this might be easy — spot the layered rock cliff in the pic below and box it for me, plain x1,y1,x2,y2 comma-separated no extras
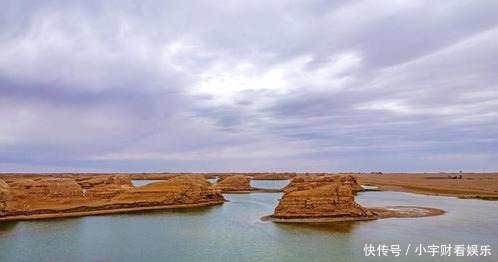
0,180,10,215
0,178,87,216
214,175,252,192
81,175,134,199
284,174,364,193
76,175,133,190
114,175,224,205
250,173,296,180
273,175,374,219
0,175,225,220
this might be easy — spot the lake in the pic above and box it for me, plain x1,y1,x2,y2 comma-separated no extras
1,180,496,262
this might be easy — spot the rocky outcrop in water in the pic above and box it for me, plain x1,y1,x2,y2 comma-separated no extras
273,175,374,219
79,175,134,199
215,175,252,192
22,178,84,197
0,175,225,221
2,178,84,213
114,175,225,205
339,175,364,192
284,174,364,193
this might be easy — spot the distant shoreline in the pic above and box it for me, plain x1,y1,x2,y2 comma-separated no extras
2,172,497,199
355,173,498,200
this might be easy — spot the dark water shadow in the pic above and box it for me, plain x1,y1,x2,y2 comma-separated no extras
0,221,19,236
273,220,373,234
110,204,222,218
0,205,223,225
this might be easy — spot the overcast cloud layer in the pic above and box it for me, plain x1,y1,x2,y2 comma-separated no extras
1,0,498,172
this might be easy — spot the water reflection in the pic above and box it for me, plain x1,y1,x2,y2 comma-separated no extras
0,221,18,236
131,180,162,187
207,177,219,184
251,179,289,189
275,221,361,234
113,204,222,218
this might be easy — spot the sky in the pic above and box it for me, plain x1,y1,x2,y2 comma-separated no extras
1,0,498,173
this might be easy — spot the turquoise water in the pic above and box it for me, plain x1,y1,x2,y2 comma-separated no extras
1,181,497,262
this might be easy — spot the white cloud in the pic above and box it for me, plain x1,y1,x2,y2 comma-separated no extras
0,1,497,172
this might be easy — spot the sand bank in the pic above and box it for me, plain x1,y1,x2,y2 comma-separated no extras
355,173,498,199
0,201,225,221
262,206,445,223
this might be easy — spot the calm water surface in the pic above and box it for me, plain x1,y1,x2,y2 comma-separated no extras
1,181,497,262
132,179,290,189
251,179,289,189
131,180,162,187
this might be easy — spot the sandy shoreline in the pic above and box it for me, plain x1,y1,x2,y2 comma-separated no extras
369,206,446,218
262,206,445,223
0,200,225,222
355,173,498,199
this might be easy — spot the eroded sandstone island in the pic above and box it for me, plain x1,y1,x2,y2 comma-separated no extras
0,175,225,221
214,175,253,193
263,175,445,223
214,175,282,193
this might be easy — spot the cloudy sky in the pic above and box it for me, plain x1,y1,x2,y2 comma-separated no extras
1,0,498,172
